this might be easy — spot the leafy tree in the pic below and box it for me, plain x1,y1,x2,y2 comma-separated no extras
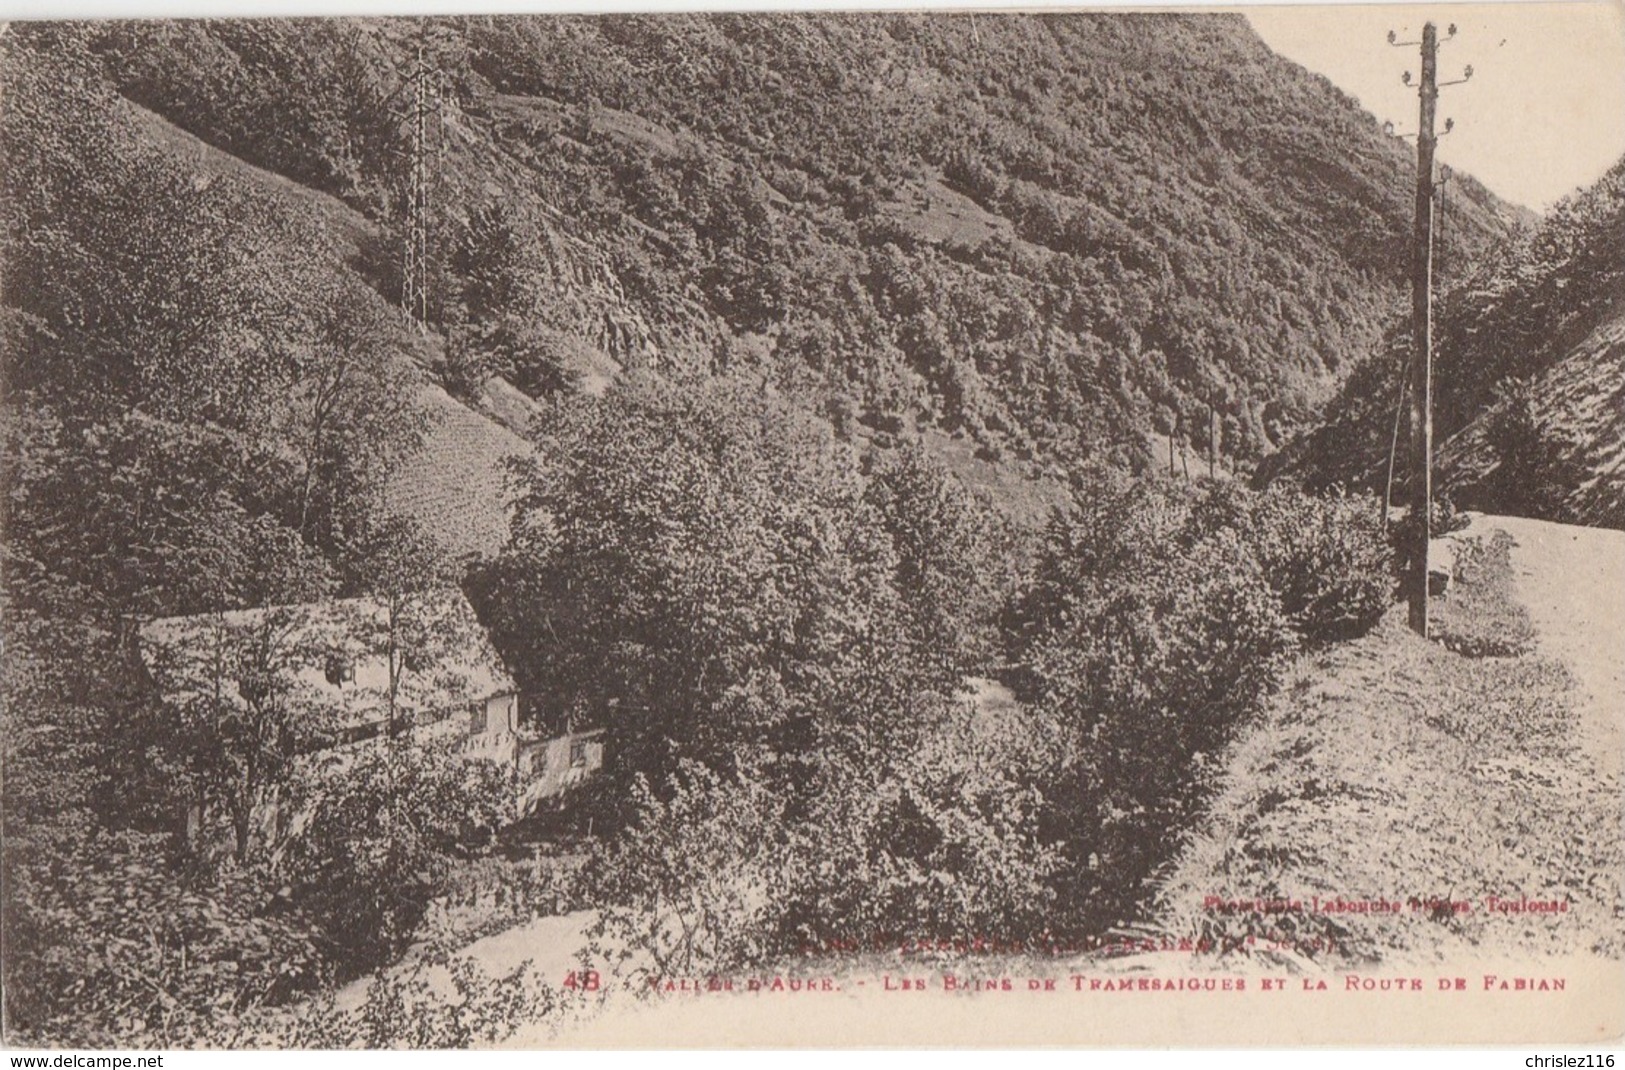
4,409,327,626
142,605,343,862
862,444,1011,678
1189,482,1395,645
476,376,1066,970
331,515,477,728
0,590,327,1045
0,821,326,1046
486,379,887,802
1480,376,1586,522
285,286,429,549
1006,472,1298,921
443,203,580,399
278,740,509,970
453,202,531,326
243,516,516,967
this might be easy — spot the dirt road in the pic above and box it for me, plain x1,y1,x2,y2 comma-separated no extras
1469,514,1625,771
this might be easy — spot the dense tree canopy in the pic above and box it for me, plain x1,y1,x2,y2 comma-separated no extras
475,378,1004,810
59,13,1515,481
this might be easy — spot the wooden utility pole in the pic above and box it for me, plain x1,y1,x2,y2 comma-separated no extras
1405,21,1440,637
1385,24,1468,553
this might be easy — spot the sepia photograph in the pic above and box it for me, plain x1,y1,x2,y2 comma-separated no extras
0,1,1621,1051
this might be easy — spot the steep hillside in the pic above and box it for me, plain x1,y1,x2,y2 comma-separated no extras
122,97,541,558
1438,309,1625,527
1266,157,1625,528
72,13,1515,476
3,14,1526,574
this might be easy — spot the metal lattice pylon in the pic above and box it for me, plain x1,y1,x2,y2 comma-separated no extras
400,40,447,330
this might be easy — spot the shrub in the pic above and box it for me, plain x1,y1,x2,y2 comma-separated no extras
0,822,328,1047
1242,486,1396,645
584,763,793,976
786,694,1062,951
423,852,589,949
1386,492,1472,593
1479,377,1585,522
285,951,555,1049
943,148,1002,204
1189,483,1396,646
481,378,1003,833
1011,477,1298,922
1430,493,1473,536
1431,531,1537,657
583,695,1061,977
1390,492,1474,541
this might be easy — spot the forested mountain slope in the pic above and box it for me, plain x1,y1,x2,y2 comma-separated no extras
1266,157,1625,528
9,14,1517,513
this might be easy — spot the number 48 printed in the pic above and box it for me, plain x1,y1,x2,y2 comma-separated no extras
563,969,601,991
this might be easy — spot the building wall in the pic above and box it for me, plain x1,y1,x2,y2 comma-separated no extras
182,690,602,857
515,729,605,815
460,691,522,761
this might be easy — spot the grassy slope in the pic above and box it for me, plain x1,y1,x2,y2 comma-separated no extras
1154,523,1623,968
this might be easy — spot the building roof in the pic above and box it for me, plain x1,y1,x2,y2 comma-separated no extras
137,589,514,738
